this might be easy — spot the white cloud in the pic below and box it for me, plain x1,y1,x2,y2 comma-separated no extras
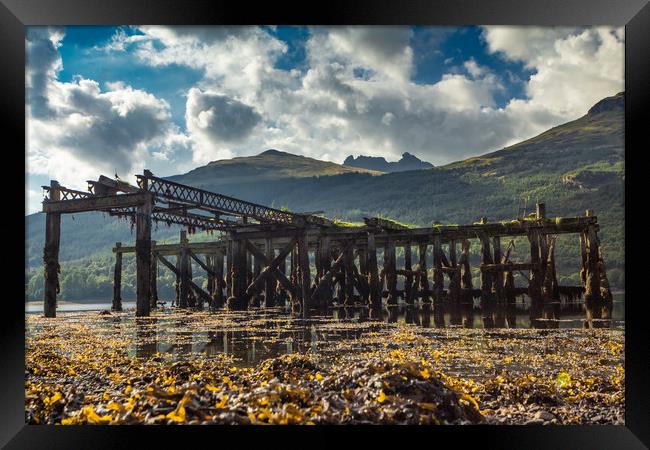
185,88,262,164
26,28,189,191
483,26,624,122
308,26,414,82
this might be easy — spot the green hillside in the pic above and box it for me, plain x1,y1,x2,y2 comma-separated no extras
169,149,382,187
25,93,625,300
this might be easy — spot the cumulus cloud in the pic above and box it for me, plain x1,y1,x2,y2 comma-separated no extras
26,28,189,190
308,26,414,82
26,27,64,118
483,26,624,121
185,88,262,163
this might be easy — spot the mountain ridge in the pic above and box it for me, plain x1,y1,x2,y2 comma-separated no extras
343,152,434,173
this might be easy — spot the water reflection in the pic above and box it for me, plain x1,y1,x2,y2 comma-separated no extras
135,317,157,358
67,294,624,367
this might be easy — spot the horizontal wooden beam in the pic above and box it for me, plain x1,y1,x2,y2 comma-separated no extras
43,192,153,214
114,242,227,254
480,263,540,272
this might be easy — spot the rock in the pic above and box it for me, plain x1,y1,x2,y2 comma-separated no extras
534,410,555,421
524,418,545,425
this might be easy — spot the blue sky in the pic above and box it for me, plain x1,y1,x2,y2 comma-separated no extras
25,25,624,214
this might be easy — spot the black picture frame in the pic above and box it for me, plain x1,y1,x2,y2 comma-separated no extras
3,0,648,447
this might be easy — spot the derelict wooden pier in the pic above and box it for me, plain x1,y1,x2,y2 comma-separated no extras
41,170,613,327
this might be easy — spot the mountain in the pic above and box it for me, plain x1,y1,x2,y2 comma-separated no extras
343,152,434,172
169,149,381,187
25,92,625,299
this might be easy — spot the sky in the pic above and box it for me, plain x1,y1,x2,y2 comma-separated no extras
26,25,624,214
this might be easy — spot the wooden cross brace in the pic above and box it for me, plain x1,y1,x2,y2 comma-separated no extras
242,238,298,301
155,252,211,304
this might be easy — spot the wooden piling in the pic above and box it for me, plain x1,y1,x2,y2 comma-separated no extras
112,242,123,312
188,255,199,309
432,235,444,304
479,234,494,327
384,238,397,305
528,229,543,324
265,239,276,307
43,180,61,318
250,246,262,307
150,240,158,309
343,241,355,305
175,254,181,307
206,254,215,304
235,239,248,305
226,239,233,298
179,231,190,308
492,236,503,305
404,242,414,304
418,243,430,303
135,198,152,317
358,246,368,303
278,250,287,306
583,224,603,327
317,236,332,307
213,251,225,308
448,240,462,325
298,232,311,312
367,233,381,308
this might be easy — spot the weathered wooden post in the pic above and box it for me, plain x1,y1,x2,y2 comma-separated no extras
460,239,473,327
404,242,414,304
384,238,397,305
583,220,603,327
492,236,505,327
527,229,543,326
112,242,123,312
135,196,152,317
342,241,354,304
298,232,311,312
448,240,462,325
492,237,503,303
597,245,614,320
213,251,225,308
43,180,61,318
358,246,368,302
541,235,559,324
277,250,287,306
250,246,262,307
189,255,200,309
333,252,344,305
206,254,215,303
418,243,430,303
317,236,332,307
265,239,276,307
179,230,190,308
367,233,381,308
150,240,158,309
226,239,233,297
246,247,253,289
174,254,181,307
432,235,444,304
290,243,299,306
504,269,517,328
579,232,588,285
233,238,248,309
479,234,494,328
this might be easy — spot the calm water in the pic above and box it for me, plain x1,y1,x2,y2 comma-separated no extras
26,294,624,367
